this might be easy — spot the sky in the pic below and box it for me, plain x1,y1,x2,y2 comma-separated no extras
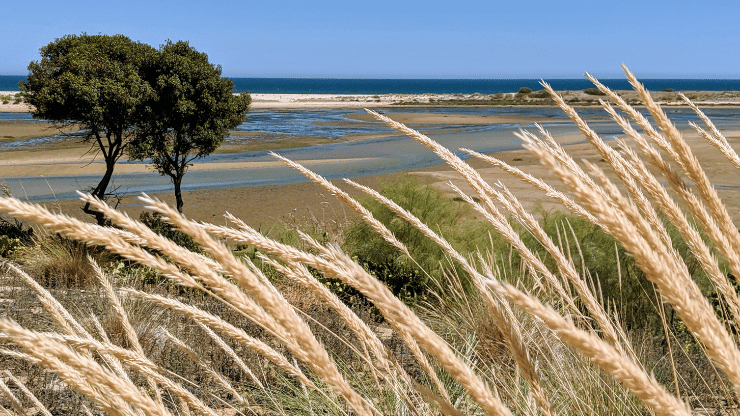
2,0,739,79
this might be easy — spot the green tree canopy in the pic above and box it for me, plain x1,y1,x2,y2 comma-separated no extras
129,41,250,213
21,34,156,223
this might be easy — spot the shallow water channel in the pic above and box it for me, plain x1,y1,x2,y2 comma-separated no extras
4,107,740,202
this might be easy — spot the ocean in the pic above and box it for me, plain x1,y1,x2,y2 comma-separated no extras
2,75,740,94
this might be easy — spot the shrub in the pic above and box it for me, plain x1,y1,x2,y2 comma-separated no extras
584,88,606,95
528,89,551,98
344,175,497,301
518,87,532,94
139,211,202,254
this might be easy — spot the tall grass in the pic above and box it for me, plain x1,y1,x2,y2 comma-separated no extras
0,67,739,415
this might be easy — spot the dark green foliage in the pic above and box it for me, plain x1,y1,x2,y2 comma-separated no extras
21,34,156,223
583,88,606,96
139,211,202,254
129,41,251,213
517,87,532,94
0,217,34,257
528,89,551,98
344,176,499,302
22,34,250,217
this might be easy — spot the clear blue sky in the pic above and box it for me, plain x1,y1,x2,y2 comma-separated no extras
2,0,738,78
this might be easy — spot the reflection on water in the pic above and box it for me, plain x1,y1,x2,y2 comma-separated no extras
4,107,740,202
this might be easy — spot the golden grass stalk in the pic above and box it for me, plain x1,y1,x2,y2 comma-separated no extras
81,194,312,361
461,148,599,224
260,257,400,382
308,240,513,416
541,81,671,246
2,371,52,416
681,95,740,170
270,151,411,258
343,178,555,416
196,321,264,390
591,76,740,330
125,289,315,391
139,195,375,416
89,256,163,404
0,319,166,416
623,67,740,265
164,329,249,407
526,129,740,398
483,275,691,416
0,377,25,415
365,110,578,315
42,332,220,416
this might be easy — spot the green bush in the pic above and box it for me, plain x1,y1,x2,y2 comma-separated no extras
584,88,606,96
528,90,551,99
139,211,202,254
0,217,33,257
344,175,499,302
517,87,532,94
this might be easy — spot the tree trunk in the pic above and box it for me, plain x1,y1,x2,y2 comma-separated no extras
82,156,117,225
173,174,184,214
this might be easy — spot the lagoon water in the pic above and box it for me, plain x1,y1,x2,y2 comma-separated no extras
5,106,740,203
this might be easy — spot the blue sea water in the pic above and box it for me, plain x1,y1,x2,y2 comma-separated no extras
2,75,740,94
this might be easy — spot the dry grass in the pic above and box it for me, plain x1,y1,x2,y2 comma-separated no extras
0,69,739,415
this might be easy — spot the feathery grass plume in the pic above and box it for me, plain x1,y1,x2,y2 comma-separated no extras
541,81,671,247
137,199,377,416
270,151,411,258
482,274,691,416
461,148,599,225
525,123,740,398
623,67,740,264
591,75,740,331
343,178,555,416
163,330,249,407
613,132,740,323
366,110,580,315
216,203,510,414
0,197,202,290
260,256,401,382
257,264,435,416
80,192,226,276
306,239,514,416
0,377,26,415
196,321,264,390
41,332,220,416
603,101,740,323
124,289,316,390
0,319,166,416
89,256,163,404
83,193,310,360
681,94,740,169
492,181,631,357
2,371,52,416
205,213,449,400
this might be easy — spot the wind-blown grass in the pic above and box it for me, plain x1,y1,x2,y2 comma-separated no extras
0,67,738,415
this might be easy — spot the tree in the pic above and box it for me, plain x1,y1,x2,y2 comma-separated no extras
21,34,156,224
129,41,250,213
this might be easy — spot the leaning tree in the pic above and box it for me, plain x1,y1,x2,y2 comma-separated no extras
129,40,250,213
21,34,156,224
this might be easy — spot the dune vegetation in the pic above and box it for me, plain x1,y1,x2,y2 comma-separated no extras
1,67,739,415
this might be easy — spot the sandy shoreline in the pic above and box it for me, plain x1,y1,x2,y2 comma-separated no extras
4,89,740,112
